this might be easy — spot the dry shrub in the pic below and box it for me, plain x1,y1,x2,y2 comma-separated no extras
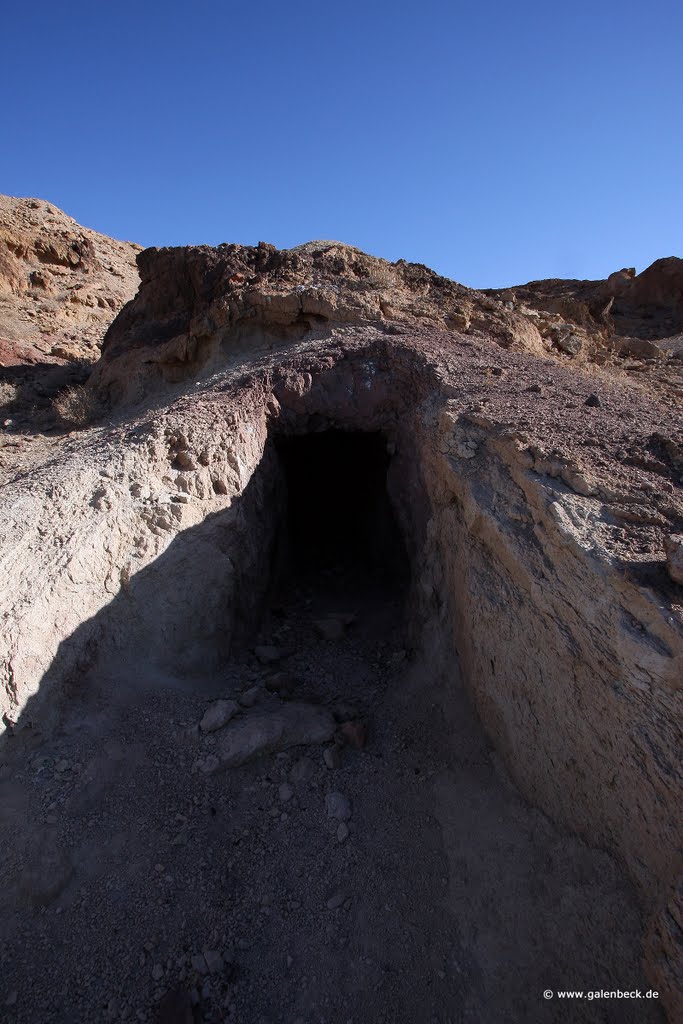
52,384,100,429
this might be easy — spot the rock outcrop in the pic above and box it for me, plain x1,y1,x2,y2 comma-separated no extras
1,229,682,1017
0,195,140,434
0,195,141,362
488,255,683,363
89,240,547,405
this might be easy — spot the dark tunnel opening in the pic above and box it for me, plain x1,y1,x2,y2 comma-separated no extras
267,430,411,624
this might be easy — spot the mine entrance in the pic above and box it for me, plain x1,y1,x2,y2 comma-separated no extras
269,430,410,628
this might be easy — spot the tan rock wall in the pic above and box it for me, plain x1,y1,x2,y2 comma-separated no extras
418,410,682,1014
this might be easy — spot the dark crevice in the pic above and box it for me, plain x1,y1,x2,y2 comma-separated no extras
253,429,411,637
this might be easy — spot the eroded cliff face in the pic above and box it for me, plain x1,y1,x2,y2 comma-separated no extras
1,237,682,1016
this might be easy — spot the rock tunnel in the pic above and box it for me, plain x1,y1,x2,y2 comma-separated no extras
272,430,409,587
1,346,681,1015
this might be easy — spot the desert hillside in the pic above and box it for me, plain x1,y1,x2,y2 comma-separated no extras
0,202,681,1023
0,195,140,361
0,196,141,437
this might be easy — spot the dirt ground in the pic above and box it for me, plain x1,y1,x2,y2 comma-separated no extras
0,559,661,1024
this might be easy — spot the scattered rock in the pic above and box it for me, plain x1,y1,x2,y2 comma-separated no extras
238,685,264,708
326,891,346,910
323,746,341,770
664,534,683,584
199,754,220,773
254,645,287,665
152,963,164,981
326,791,352,821
214,703,335,768
200,699,239,733
584,394,601,407
337,721,367,749
279,782,294,802
203,950,224,975
265,671,298,694
555,332,583,356
337,822,349,842
191,954,208,975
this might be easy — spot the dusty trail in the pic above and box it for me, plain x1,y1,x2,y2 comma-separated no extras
0,558,659,1024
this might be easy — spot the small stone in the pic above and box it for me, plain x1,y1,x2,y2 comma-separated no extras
254,645,286,665
200,700,239,733
191,954,208,975
278,782,294,802
337,721,367,749
337,822,349,842
5,991,18,1006
323,747,340,770
556,332,583,356
664,534,683,585
238,685,263,708
151,963,164,981
584,393,601,407
326,791,352,821
326,891,346,909
215,704,335,768
265,671,296,693
55,759,70,773
200,755,220,774
203,949,224,974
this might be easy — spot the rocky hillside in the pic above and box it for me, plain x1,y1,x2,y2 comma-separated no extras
0,195,140,362
0,195,140,434
0,211,682,1021
92,240,683,410
487,258,683,360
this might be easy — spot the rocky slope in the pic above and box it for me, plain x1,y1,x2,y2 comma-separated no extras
89,241,683,410
0,195,140,361
0,195,140,433
0,225,682,1021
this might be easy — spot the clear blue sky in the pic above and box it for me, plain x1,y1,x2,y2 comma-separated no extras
2,0,682,288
